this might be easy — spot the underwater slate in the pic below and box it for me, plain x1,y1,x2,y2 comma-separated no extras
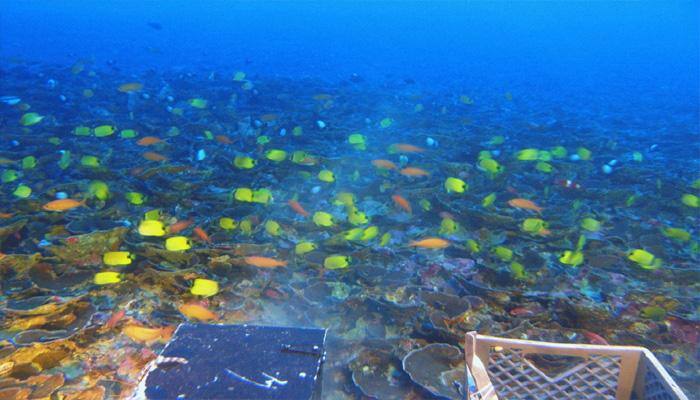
137,323,326,399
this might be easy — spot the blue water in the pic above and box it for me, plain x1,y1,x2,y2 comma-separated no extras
3,1,698,86
1,1,699,399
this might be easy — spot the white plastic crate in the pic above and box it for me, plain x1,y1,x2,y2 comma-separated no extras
465,332,688,400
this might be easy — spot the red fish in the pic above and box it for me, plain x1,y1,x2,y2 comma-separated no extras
392,194,412,214
409,237,449,249
104,309,126,330
43,199,86,212
583,330,609,345
169,219,193,234
215,135,233,144
137,136,163,146
371,159,398,170
390,143,426,153
288,199,310,217
193,226,211,243
399,167,430,177
142,151,168,162
509,307,537,317
244,256,287,268
507,198,543,214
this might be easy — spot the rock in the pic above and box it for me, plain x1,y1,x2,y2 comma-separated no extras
402,343,465,400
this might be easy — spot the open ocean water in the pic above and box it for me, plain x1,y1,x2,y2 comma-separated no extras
0,1,698,399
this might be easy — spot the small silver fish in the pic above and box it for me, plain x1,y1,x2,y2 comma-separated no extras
0,96,21,105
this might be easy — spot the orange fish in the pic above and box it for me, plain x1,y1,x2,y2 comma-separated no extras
508,198,543,213
42,199,86,212
104,309,126,330
0,212,14,219
371,159,398,170
193,226,211,243
215,135,233,144
169,219,193,234
260,113,278,122
443,312,469,331
143,151,168,162
583,330,609,345
122,325,174,343
178,303,218,321
243,256,287,268
509,307,537,317
296,156,318,166
288,199,310,217
392,194,412,213
400,167,430,177
118,82,144,93
136,136,163,146
409,237,450,249
391,143,425,153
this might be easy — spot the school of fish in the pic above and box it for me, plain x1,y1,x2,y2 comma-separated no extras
0,61,698,399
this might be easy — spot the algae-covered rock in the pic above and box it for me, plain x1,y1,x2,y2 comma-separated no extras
47,227,128,265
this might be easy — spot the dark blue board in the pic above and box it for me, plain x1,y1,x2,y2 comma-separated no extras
142,323,326,400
